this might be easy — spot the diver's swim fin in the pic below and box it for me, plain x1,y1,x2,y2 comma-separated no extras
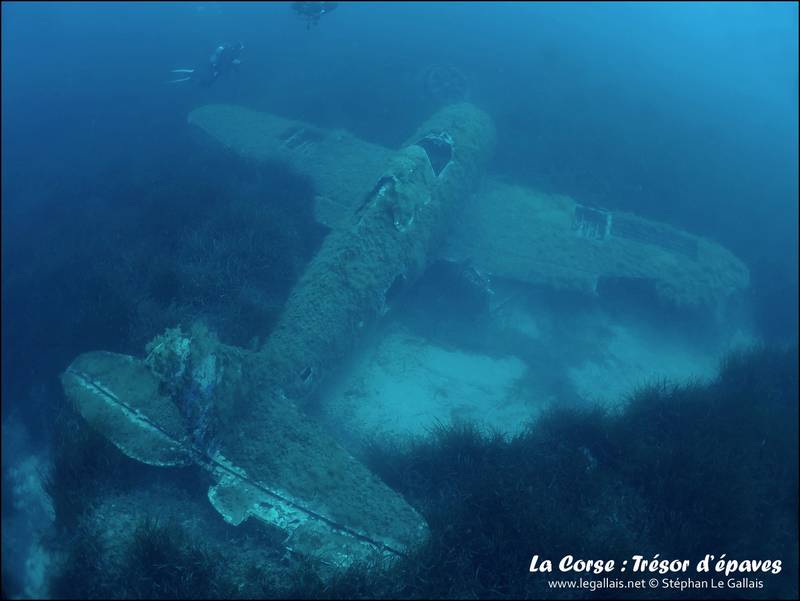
168,68,195,83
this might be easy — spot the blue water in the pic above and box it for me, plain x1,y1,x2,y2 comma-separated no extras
1,2,797,598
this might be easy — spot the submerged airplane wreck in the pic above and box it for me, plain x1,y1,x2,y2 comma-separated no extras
61,102,748,572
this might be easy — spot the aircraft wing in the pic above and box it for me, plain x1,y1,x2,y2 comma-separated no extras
188,104,749,309
443,180,750,308
188,104,393,229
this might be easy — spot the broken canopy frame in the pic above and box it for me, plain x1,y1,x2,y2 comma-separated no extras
61,103,496,570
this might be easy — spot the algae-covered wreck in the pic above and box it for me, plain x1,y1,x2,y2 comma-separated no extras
60,101,748,572
61,103,495,571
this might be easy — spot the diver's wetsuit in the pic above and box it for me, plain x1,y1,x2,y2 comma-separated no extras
169,42,244,86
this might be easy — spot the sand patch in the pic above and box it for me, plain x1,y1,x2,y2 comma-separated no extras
322,327,541,441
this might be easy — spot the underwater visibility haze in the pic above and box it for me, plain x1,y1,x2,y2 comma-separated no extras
1,1,798,599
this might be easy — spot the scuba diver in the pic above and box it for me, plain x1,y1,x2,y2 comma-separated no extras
169,41,244,85
292,2,338,29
